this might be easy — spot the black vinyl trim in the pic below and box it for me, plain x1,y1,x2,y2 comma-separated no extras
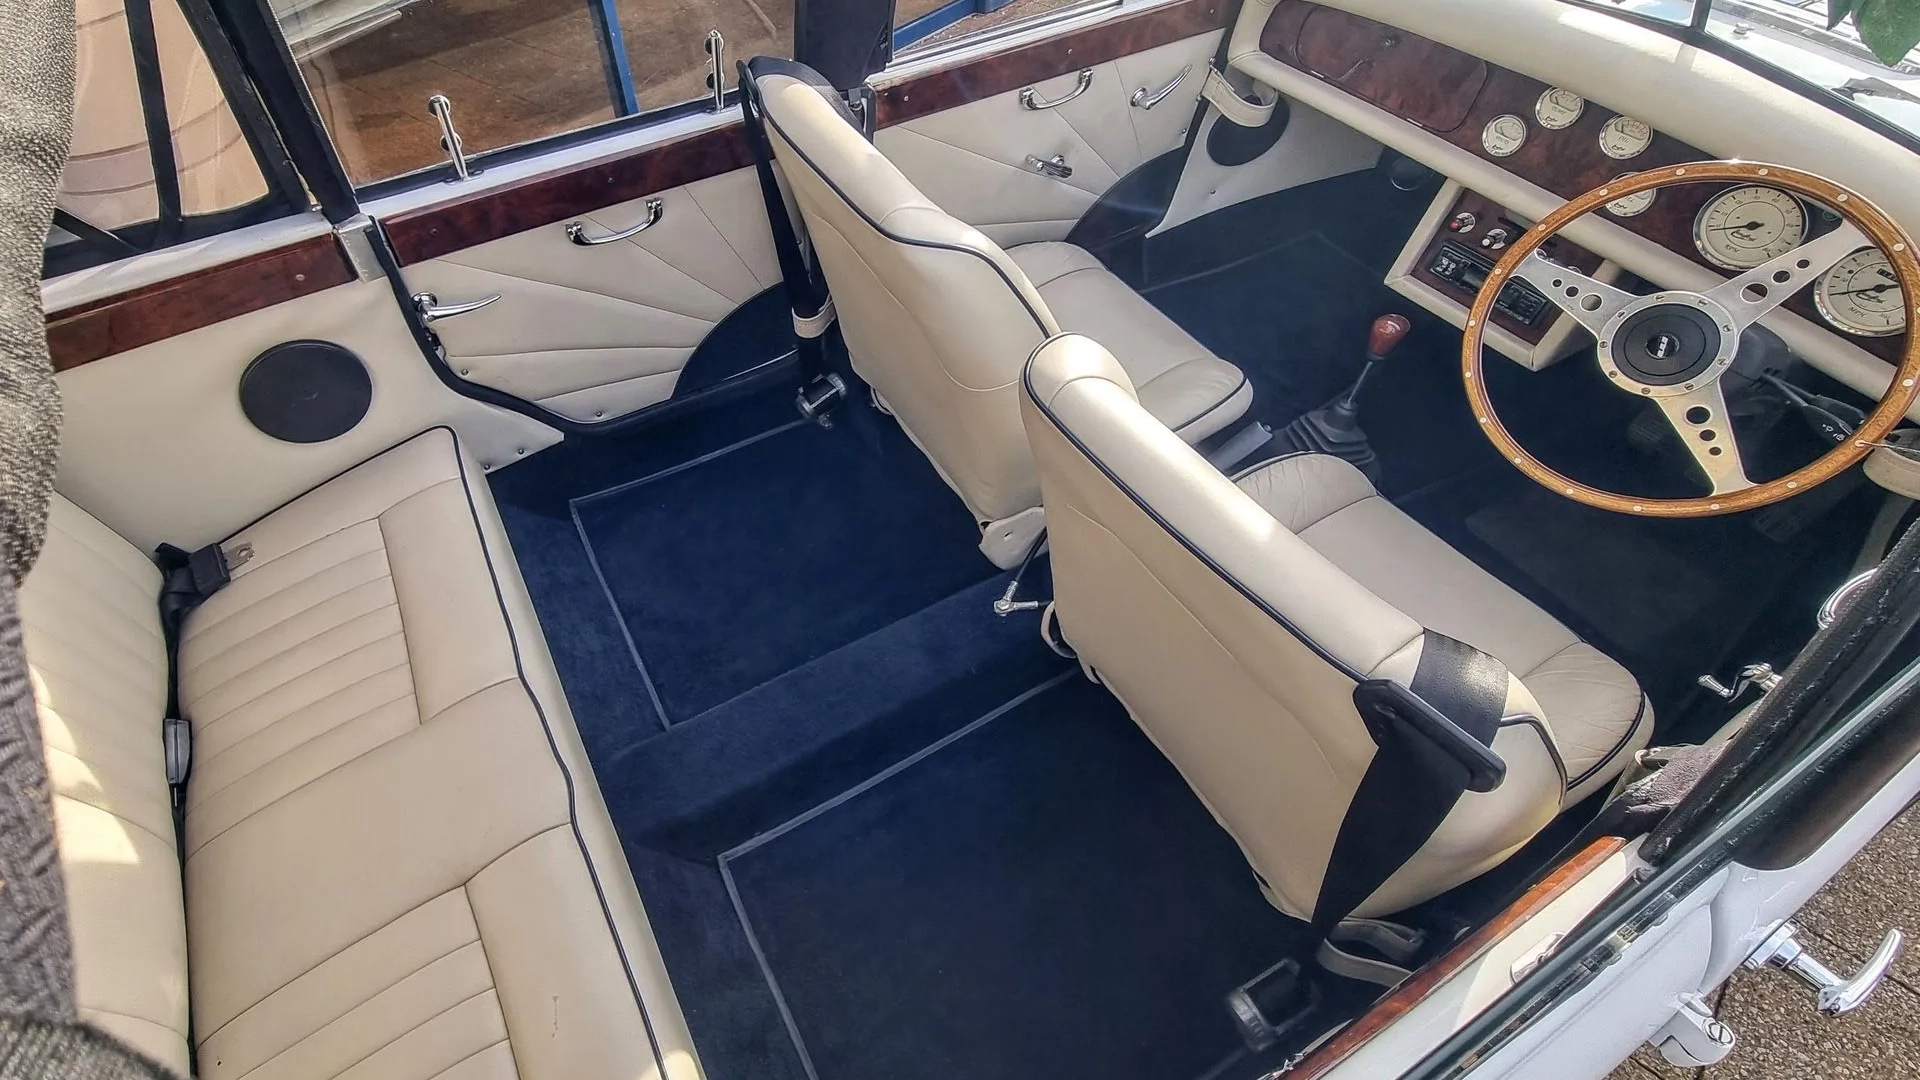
51,210,141,261
208,0,358,222
208,426,670,1079
749,59,1054,337
123,0,185,243
175,0,308,212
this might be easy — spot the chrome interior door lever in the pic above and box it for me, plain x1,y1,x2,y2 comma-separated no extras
411,291,500,322
1131,64,1192,110
1024,154,1073,179
566,197,665,246
1020,69,1092,110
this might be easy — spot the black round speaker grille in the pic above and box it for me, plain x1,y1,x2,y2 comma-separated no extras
239,340,372,443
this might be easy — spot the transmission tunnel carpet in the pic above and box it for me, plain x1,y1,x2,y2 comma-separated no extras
573,419,995,723
719,674,1312,1080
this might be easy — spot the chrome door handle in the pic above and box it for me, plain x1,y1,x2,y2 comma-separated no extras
1020,69,1092,110
412,291,500,322
1131,64,1192,110
1025,154,1073,179
566,197,664,246
1743,922,1904,1016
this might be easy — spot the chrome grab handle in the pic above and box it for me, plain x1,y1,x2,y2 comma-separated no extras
411,291,500,322
1024,154,1073,179
1020,69,1092,110
1744,922,1904,1017
1131,64,1192,110
1818,567,1878,629
566,197,665,246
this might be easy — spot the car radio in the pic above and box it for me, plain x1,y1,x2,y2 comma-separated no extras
1427,241,1552,326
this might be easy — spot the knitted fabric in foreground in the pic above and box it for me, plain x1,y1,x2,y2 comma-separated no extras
0,0,73,582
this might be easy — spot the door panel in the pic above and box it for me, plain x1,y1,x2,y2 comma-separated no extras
402,167,781,422
875,30,1222,246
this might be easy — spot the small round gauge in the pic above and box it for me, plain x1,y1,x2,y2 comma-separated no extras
1481,113,1528,158
1534,87,1585,130
1815,247,1906,337
1598,115,1653,159
1605,184,1656,217
1693,185,1807,269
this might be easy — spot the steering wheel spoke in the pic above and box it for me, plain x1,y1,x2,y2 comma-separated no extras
1509,251,1636,338
1704,220,1869,332
1650,382,1752,496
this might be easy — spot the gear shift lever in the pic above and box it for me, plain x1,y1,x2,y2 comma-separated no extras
1276,314,1411,482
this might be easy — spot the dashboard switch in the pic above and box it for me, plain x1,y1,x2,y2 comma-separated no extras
1480,227,1511,251
1448,211,1477,233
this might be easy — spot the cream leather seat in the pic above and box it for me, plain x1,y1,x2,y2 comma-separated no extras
745,59,1251,556
1020,335,1652,923
21,429,698,1080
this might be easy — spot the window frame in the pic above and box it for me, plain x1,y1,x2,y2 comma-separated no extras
46,0,312,278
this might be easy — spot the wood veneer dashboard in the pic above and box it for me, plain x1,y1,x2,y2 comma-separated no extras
1259,0,1901,363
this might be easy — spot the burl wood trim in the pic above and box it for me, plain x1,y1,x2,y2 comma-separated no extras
383,124,755,265
1464,161,1920,518
1287,835,1631,1080
1287,4,1489,133
872,0,1228,127
45,233,354,370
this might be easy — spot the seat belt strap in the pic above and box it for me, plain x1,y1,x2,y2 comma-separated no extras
1312,631,1509,941
737,60,833,382
153,540,246,829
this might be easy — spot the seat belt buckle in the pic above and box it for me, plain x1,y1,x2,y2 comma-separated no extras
187,543,234,595
164,716,193,793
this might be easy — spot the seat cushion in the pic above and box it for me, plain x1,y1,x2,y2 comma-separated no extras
1010,242,1251,443
1237,454,1652,802
171,428,697,1080
20,496,190,1073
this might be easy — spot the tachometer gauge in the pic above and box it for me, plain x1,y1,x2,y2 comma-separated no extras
1815,247,1906,337
1481,114,1527,157
1535,88,1585,129
1693,185,1806,269
1598,115,1652,159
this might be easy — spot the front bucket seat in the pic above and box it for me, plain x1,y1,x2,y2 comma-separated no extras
1020,333,1652,924
743,58,1251,563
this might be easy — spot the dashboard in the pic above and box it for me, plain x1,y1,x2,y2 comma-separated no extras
1254,1,1908,365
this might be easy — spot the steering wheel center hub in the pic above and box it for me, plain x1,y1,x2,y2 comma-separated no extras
1598,291,1738,394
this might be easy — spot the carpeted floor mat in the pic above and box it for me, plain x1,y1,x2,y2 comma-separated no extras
720,674,1312,1080
573,419,995,724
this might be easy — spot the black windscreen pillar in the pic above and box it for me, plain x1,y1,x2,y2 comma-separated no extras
796,0,895,91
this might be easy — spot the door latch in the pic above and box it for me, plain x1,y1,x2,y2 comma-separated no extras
1025,154,1073,179
1743,921,1904,1017
1697,662,1781,703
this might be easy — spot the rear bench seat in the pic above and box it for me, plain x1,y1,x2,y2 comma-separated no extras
21,428,698,1080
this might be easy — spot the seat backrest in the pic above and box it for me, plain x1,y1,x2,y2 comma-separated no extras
748,58,1061,524
19,495,191,1074
1018,334,1564,920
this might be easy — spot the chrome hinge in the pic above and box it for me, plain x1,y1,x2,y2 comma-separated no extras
427,94,476,181
705,30,727,112
1651,992,1736,1067
1744,921,1904,1017
333,214,383,281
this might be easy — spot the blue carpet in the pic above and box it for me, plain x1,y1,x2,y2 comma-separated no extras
573,419,996,724
721,674,1313,1080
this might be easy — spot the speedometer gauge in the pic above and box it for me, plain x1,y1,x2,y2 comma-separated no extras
1815,247,1906,337
1598,115,1652,159
1481,114,1527,157
1534,88,1585,130
1693,186,1806,269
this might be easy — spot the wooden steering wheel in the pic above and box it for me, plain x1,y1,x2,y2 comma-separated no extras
1461,161,1920,517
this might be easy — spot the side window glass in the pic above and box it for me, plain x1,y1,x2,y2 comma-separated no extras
52,0,291,274
894,0,1106,54
288,0,796,187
